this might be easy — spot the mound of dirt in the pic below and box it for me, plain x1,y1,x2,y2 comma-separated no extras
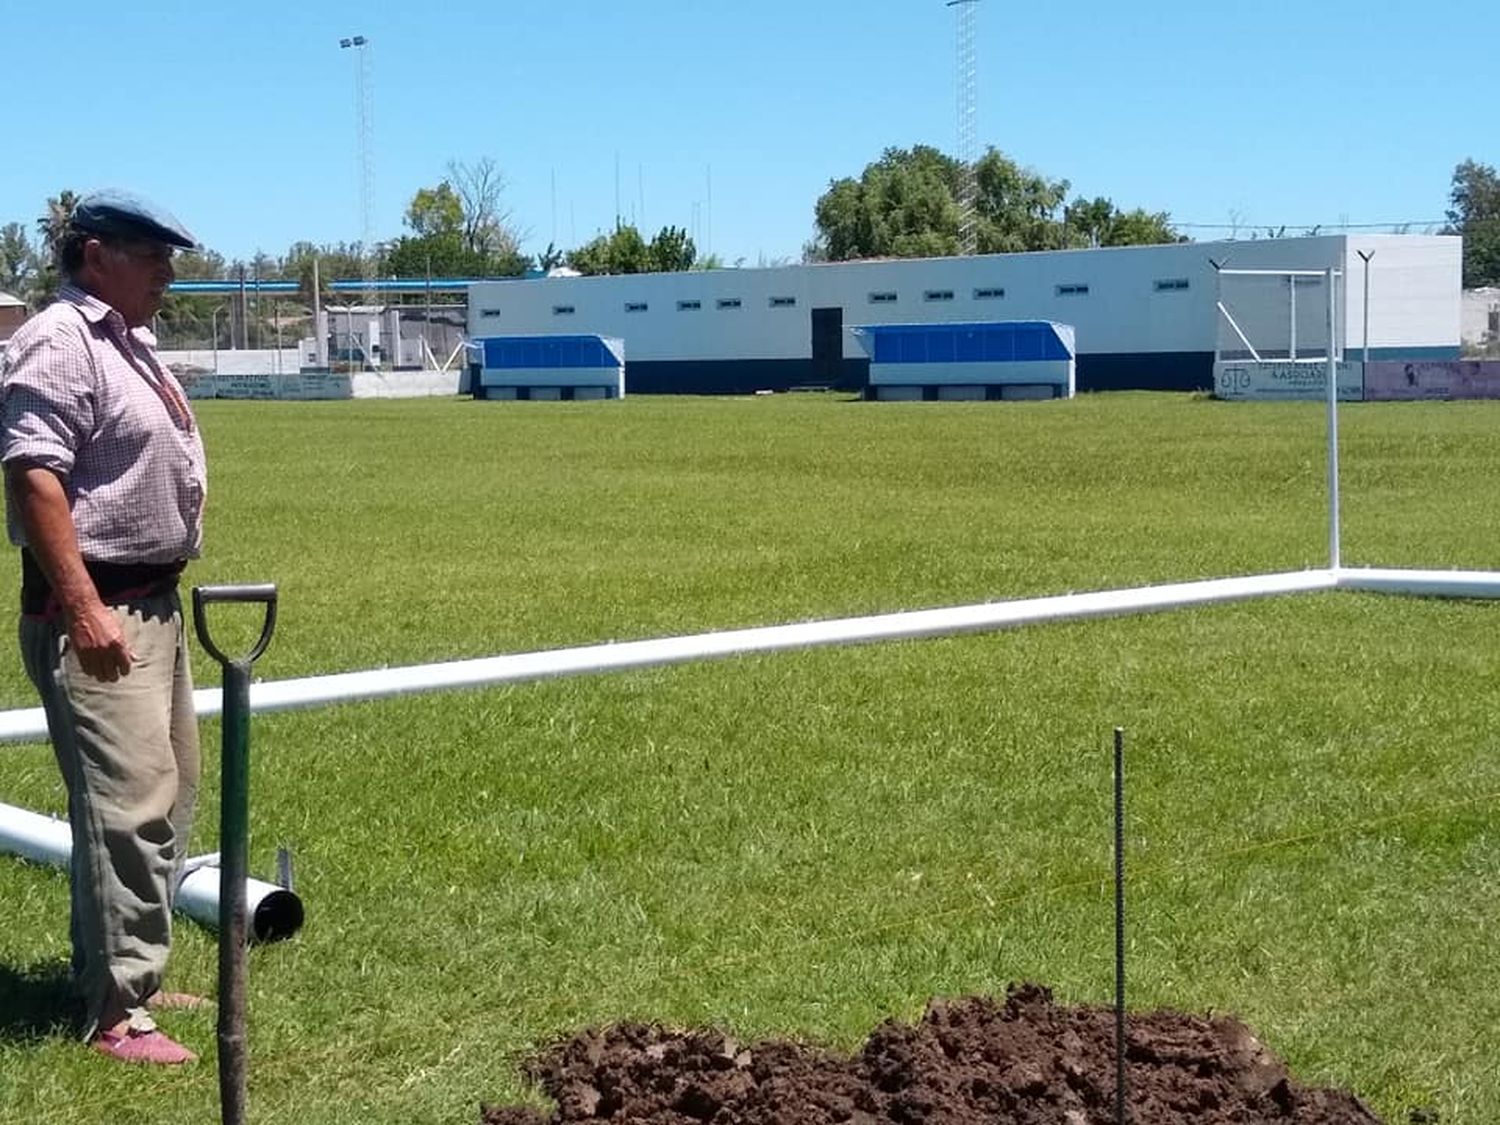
481,983,1381,1125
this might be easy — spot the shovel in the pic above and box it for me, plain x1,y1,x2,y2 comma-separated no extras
193,584,278,1125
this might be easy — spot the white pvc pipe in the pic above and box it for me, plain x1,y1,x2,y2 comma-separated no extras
3,568,1499,749
0,801,303,943
1335,567,1500,599
0,570,1340,745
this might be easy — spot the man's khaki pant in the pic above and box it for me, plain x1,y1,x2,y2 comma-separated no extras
20,590,199,1039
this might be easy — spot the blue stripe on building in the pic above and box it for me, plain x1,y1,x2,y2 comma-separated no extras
618,354,1220,395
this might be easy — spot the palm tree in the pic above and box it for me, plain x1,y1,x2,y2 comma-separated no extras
31,189,79,307
38,190,80,258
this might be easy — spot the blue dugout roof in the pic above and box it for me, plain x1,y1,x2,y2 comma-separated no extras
477,334,625,370
851,321,1075,364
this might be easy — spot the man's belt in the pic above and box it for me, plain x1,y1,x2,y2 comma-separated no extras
20,549,186,618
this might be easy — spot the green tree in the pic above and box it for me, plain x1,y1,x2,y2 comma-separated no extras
382,233,529,279
971,148,1071,253
567,224,652,275
811,145,1181,261
405,182,465,239
1445,159,1500,288
648,226,696,272
37,190,79,258
813,145,965,260
1103,208,1183,246
446,157,525,261
283,240,371,301
173,247,228,279
0,222,37,303
156,247,230,348
388,169,530,280
1063,195,1183,248
31,189,79,305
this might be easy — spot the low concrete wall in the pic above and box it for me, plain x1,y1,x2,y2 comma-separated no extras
184,371,352,400
351,370,461,398
160,349,303,377
182,368,461,401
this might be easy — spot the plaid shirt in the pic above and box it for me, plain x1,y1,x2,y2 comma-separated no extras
1,284,206,565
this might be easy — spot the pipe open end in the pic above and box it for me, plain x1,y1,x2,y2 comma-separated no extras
251,888,304,943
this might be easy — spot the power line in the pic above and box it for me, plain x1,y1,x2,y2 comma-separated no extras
1175,219,1450,231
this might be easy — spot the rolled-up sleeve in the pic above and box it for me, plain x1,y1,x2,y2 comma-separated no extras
1,326,95,477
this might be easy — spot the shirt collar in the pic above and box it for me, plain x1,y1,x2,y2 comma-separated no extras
57,281,156,345
58,282,122,328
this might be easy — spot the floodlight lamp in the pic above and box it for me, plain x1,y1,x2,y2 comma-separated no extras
352,35,366,45
339,38,351,47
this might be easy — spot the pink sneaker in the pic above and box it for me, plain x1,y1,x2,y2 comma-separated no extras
92,1026,198,1065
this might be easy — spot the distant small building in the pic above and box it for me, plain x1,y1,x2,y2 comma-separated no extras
0,292,26,345
1463,288,1499,356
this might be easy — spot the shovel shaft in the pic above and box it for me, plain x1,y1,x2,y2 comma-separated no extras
218,659,251,1125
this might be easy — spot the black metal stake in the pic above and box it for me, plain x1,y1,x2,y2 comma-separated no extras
1113,725,1128,1125
193,585,278,1125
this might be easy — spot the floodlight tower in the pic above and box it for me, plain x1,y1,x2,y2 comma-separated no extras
340,34,376,356
947,0,979,255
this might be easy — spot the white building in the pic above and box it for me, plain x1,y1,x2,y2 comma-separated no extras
467,234,1461,395
0,291,26,345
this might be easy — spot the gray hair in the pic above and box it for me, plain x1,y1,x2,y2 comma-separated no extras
57,227,93,277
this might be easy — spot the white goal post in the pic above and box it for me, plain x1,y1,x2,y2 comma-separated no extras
1212,263,1346,567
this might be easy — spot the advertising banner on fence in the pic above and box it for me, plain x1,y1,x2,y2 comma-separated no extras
184,372,354,400
1362,360,1500,401
1214,361,1363,401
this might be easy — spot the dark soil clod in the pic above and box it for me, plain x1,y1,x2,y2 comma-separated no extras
480,983,1382,1124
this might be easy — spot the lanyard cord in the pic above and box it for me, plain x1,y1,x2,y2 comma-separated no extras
69,300,195,433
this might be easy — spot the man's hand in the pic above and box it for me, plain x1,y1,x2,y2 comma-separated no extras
6,462,136,681
66,600,135,682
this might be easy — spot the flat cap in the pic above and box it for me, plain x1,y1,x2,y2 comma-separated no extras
69,188,199,250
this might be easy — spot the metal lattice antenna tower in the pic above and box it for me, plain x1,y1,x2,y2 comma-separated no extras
340,35,376,327
947,0,979,255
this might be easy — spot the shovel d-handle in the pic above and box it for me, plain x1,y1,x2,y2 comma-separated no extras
192,584,278,668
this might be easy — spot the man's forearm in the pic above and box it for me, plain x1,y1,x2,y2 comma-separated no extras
6,462,103,618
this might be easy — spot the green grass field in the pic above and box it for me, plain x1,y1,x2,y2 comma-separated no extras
0,392,1496,1124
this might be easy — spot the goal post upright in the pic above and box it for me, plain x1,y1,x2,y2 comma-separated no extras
1325,265,1341,571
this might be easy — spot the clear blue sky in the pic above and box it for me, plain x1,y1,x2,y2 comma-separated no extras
4,0,1493,267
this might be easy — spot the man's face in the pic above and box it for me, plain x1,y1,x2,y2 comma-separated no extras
83,236,176,327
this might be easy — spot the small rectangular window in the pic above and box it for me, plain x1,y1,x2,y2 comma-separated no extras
868,291,898,304
923,289,955,302
769,296,796,308
1153,278,1190,292
1055,283,1089,297
479,308,501,318
973,287,1005,300
552,305,575,315
717,297,742,310
677,299,702,311
624,301,648,312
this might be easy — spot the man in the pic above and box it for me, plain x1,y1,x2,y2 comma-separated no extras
1,190,207,1064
